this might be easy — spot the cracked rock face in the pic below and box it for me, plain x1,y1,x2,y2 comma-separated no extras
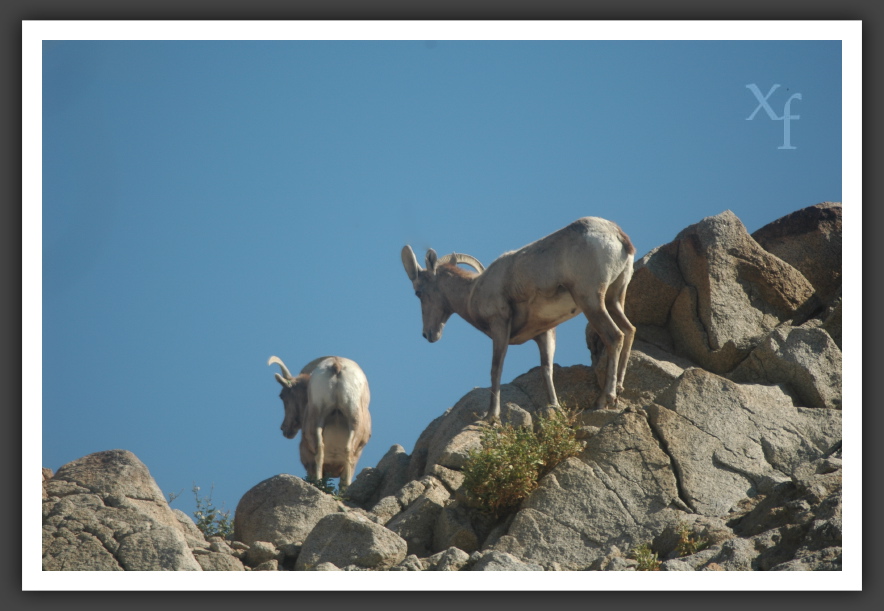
648,368,841,516
42,450,202,571
626,209,817,373
751,202,842,304
491,411,684,569
729,325,842,409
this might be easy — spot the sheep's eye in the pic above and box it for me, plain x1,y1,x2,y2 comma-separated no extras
415,290,422,298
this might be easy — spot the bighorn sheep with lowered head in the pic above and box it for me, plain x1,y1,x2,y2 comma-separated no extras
268,355,371,487
401,216,636,423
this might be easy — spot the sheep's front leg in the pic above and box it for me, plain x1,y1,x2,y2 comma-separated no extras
486,321,511,424
534,328,559,408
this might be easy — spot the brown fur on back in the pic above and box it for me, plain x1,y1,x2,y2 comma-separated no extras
567,217,636,256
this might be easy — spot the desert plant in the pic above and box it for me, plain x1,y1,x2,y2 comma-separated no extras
675,522,710,557
191,483,234,539
462,424,544,517
534,404,585,478
462,405,583,518
631,543,661,571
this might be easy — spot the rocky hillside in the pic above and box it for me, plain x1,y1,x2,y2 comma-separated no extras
42,203,843,572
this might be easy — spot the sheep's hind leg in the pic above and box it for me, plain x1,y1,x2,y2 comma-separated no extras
313,426,325,482
339,428,356,488
339,464,353,488
533,328,559,408
573,287,624,409
607,300,634,398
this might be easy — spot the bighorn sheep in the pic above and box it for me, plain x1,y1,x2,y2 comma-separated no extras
401,216,636,422
268,355,371,487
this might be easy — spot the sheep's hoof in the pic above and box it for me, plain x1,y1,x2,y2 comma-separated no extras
595,394,617,410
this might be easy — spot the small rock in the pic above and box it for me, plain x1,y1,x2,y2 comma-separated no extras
252,559,279,571
313,562,341,571
391,555,426,571
244,541,282,567
428,547,471,571
470,551,543,571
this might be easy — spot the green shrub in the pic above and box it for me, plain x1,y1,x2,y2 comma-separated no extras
462,405,583,518
631,543,661,571
462,424,544,517
305,475,340,496
534,406,585,478
675,522,710,557
191,483,234,539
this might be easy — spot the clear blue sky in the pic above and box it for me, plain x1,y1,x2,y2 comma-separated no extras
34,28,850,525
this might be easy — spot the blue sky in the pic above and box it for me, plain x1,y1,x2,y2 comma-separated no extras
29,23,859,585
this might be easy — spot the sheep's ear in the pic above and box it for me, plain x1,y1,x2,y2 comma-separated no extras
425,249,438,276
401,245,422,282
274,373,290,387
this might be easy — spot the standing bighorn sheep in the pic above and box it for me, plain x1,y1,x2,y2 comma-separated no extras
268,355,371,487
401,216,636,422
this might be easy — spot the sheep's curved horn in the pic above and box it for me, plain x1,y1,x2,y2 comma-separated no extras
437,252,485,273
268,355,293,380
274,372,290,387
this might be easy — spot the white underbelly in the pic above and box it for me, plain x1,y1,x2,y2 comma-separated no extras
510,292,581,343
535,294,579,320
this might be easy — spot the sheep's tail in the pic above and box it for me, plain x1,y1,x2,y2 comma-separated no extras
616,225,636,256
330,357,344,376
